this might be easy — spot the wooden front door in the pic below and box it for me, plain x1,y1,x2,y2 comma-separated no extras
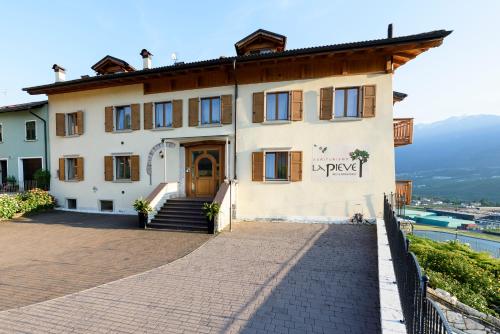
194,154,216,197
185,142,225,198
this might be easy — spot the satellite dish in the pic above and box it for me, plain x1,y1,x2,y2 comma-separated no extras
171,52,178,63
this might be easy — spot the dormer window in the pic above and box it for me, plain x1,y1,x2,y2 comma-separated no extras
235,29,286,56
91,55,135,75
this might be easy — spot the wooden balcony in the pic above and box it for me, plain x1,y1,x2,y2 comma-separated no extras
396,180,413,206
393,118,414,147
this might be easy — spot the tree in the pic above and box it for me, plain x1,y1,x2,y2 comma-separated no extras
350,149,370,178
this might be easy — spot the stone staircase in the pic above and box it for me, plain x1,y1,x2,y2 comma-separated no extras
147,197,211,233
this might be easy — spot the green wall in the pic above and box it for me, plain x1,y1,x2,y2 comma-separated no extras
0,104,49,183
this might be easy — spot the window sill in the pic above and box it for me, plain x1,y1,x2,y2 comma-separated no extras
329,117,362,122
112,129,134,133
151,127,175,131
64,179,80,183
197,123,223,128
64,134,81,138
113,179,133,183
264,180,291,184
262,120,291,125
24,139,37,142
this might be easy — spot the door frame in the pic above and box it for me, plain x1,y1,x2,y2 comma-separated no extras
0,159,7,184
18,156,44,185
184,141,225,198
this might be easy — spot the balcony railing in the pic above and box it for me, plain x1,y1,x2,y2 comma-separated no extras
394,117,414,147
396,180,413,207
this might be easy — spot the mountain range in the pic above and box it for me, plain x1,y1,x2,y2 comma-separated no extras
395,115,500,203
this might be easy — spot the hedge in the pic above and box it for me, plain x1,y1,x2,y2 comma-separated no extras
0,189,55,220
408,235,500,316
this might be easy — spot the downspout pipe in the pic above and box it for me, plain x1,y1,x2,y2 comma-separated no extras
230,59,238,232
29,109,48,170
232,59,238,180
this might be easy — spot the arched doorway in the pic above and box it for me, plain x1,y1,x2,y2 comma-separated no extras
184,142,225,198
194,154,216,197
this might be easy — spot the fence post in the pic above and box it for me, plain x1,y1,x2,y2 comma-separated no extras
420,275,429,334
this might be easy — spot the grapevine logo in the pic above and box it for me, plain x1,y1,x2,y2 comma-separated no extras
312,145,371,181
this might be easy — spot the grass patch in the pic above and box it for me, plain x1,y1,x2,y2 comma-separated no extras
408,235,500,316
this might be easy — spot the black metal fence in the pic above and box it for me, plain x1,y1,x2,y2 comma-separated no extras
0,180,40,193
384,195,453,334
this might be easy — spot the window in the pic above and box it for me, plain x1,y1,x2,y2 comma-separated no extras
67,198,77,210
115,106,131,130
0,124,3,142
66,158,77,180
155,102,173,128
100,200,114,212
66,113,77,135
266,92,289,121
115,156,131,180
265,152,288,181
25,121,36,140
334,87,359,118
200,97,221,125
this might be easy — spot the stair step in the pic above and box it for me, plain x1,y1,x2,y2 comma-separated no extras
148,221,208,232
157,209,204,216
151,217,208,224
163,203,204,210
168,198,211,204
154,213,206,221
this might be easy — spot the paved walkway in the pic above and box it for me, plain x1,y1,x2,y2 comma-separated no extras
0,222,381,334
0,211,211,310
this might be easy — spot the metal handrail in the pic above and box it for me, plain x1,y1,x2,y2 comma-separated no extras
384,195,453,334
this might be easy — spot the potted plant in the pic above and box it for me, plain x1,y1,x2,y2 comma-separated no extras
133,198,153,228
202,202,220,234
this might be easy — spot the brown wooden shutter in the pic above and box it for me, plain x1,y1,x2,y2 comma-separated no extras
252,92,264,123
188,98,199,127
130,155,140,181
76,111,84,135
143,103,153,129
320,87,333,120
76,157,84,181
289,151,303,182
131,104,140,130
104,156,113,181
56,113,65,136
252,152,264,181
221,94,233,124
58,158,65,181
290,90,303,121
172,100,183,128
362,85,376,118
105,106,114,132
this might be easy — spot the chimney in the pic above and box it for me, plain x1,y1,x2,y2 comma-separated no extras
140,49,153,69
52,64,66,82
387,24,394,38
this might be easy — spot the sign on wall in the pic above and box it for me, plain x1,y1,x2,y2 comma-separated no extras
311,144,371,181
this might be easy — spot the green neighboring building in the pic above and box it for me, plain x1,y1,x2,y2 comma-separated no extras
0,100,49,189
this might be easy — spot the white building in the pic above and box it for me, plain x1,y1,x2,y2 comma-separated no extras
24,28,450,231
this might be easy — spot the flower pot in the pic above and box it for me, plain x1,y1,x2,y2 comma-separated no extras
207,217,215,234
138,212,148,228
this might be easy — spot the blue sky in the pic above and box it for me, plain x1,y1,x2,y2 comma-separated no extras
0,0,498,123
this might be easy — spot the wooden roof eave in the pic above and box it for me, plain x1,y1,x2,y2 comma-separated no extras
25,34,448,95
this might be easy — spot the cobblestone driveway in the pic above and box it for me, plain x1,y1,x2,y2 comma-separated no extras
0,222,381,334
0,211,211,311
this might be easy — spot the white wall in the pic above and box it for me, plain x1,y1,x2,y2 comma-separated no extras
236,73,395,220
49,84,234,214
48,73,395,219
